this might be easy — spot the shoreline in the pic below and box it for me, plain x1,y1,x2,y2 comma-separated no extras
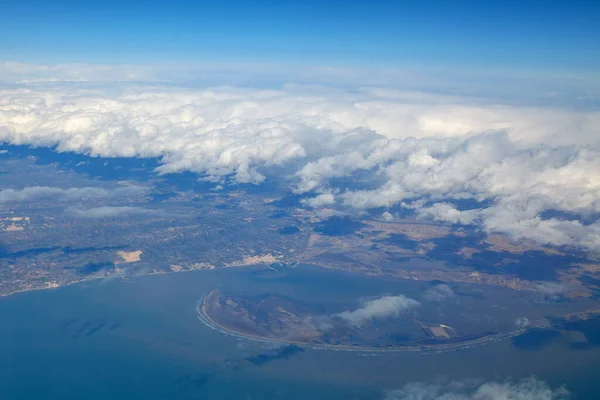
0,266,214,299
0,277,98,299
1,259,591,300
0,260,275,299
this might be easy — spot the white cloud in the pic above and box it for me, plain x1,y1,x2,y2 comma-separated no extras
384,377,569,400
335,295,420,326
515,317,531,328
0,186,147,203
416,203,479,225
4,62,598,99
534,283,567,303
302,193,336,208
424,284,456,302
382,211,394,221
0,67,599,250
69,206,157,218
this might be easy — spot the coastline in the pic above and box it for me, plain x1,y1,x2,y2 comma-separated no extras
0,266,212,299
0,277,98,299
0,260,274,299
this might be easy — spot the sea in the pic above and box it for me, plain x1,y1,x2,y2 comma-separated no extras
1,264,600,399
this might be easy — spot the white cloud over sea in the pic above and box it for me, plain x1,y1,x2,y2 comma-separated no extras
1,62,599,250
383,377,569,400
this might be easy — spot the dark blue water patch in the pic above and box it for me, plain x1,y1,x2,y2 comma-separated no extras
425,234,586,280
511,328,562,350
501,251,587,281
157,171,222,193
444,197,493,211
64,262,114,275
245,345,305,366
0,245,126,259
314,217,366,236
279,226,300,235
2,144,160,182
429,233,489,254
366,198,492,221
215,203,236,210
0,246,61,258
64,245,127,254
424,234,493,268
380,233,420,250
579,275,600,286
270,193,305,209
268,211,288,219
561,315,600,347
327,172,387,193
539,209,599,226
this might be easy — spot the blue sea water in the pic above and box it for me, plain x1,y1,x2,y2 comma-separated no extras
2,265,600,399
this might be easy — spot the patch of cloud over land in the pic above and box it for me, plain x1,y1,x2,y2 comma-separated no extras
335,295,420,326
69,206,158,219
0,186,147,203
1,62,599,251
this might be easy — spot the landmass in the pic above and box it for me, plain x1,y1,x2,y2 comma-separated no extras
197,290,600,353
1,146,600,303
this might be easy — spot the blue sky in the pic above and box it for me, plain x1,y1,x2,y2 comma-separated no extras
1,0,599,71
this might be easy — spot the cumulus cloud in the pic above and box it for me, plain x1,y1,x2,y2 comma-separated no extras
382,211,394,221
0,186,147,203
535,283,567,303
302,193,336,208
383,377,569,400
69,206,157,219
535,283,566,295
424,284,456,302
1,67,599,250
335,295,420,326
416,203,479,225
515,317,531,328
